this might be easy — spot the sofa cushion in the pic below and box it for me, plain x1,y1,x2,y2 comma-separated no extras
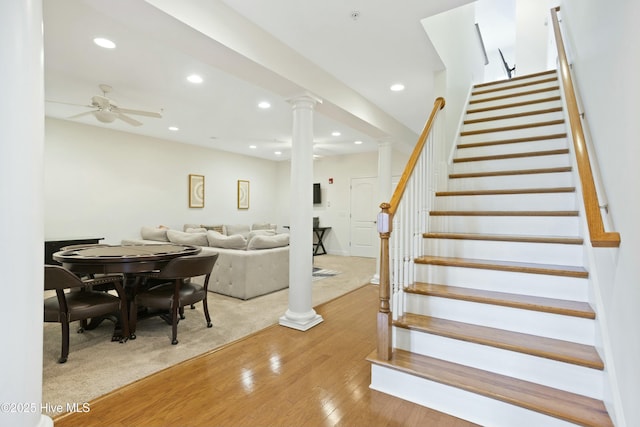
207,230,247,249
201,224,224,233
167,229,208,246
183,223,200,232
224,224,251,238
141,226,169,242
248,229,276,241
247,233,289,250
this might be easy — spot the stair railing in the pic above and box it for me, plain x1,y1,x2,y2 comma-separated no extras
550,6,621,248
377,97,445,360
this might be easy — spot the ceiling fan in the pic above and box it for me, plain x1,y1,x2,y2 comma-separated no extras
48,84,162,126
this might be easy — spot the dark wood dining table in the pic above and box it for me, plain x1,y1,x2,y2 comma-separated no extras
53,243,202,340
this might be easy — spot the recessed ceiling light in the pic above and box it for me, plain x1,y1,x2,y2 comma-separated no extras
354,140,363,145
93,37,116,49
274,151,282,156
168,126,179,131
390,83,405,92
249,145,257,149
258,101,271,109
331,131,341,137
187,74,203,84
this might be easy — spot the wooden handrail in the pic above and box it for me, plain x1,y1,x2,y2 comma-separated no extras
551,7,620,247
388,97,445,216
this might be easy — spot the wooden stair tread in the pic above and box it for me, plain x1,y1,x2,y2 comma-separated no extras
463,106,563,124
367,349,612,427
469,86,559,105
457,133,567,149
449,166,572,179
473,70,557,89
423,232,583,245
407,283,595,319
453,148,569,163
429,210,578,217
415,255,588,278
471,77,558,96
467,96,562,114
460,119,565,137
435,187,575,196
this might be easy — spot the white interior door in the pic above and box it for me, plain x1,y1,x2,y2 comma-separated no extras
350,177,379,258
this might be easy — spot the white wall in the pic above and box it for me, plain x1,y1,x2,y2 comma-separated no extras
560,1,640,426
277,150,409,256
45,118,281,243
422,3,486,151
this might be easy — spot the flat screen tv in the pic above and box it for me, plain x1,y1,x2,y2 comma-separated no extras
313,183,321,204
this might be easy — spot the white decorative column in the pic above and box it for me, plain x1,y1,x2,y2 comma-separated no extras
279,94,324,331
372,140,393,285
0,1,52,427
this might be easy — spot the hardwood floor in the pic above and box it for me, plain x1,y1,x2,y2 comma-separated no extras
53,284,478,427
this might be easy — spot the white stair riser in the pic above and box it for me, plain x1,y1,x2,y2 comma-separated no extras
471,80,559,101
448,172,574,191
452,154,571,174
404,295,595,344
466,99,563,121
414,264,589,301
457,137,568,158
395,328,603,399
370,365,578,427
462,111,565,133
434,192,577,211
429,215,580,236
423,238,583,266
474,74,557,90
469,90,561,110
459,123,566,145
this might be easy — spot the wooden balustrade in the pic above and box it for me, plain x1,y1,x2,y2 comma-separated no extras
377,97,445,360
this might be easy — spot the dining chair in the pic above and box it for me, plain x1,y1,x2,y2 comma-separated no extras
44,264,129,363
129,253,219,345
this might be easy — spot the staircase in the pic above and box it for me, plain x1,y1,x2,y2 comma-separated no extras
368,70,614,427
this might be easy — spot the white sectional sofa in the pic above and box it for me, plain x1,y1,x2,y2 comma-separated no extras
122,223,289,300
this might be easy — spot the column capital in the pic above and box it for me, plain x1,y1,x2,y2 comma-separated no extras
286,92,323,109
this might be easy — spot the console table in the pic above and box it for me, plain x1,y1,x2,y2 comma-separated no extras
44,237,104,264
313,227,331,256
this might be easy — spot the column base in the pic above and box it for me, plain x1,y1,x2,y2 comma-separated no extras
279,309,324,331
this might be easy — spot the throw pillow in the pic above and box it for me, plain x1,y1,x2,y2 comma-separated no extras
141,226,169,242
201,224,224,233
248,229,276,241
224,224,250,238
185,227,207,233
206,230,247,250
183,223,200,232
167,229,208,246
252,222,277,231
247,233,290,250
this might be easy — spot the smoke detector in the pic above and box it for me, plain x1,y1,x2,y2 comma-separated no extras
350,10,360,20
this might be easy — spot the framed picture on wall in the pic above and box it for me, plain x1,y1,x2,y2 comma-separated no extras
237,180,249,209
189,174,205,208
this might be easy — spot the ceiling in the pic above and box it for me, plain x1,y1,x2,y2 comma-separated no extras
43,0,514,161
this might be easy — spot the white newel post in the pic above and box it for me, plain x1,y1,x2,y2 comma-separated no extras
372,141,393,285
0,1,53,427
279,94,324,331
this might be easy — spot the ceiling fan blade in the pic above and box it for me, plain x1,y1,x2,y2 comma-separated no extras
67,110,96,119
116,107,162,118
47,100,93,108
116,113,143,127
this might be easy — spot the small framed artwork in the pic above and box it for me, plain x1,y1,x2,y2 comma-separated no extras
237,180,250,209
189,174,205,208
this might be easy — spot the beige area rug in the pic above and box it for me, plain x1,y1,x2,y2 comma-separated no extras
42,255,375,414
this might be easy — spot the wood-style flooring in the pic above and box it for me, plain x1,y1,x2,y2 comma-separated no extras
53,284,478,427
